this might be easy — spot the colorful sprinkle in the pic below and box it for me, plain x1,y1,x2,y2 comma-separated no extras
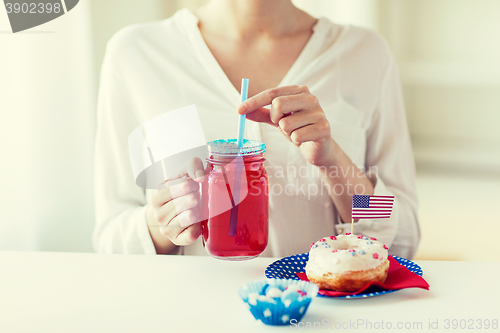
373,253,379,259
370,237,377,241
330,236,337,240
321,242,328,246
366,241,373,244
350,252,356,256
324,245,331,248
357,235,363,239
310,243,315,249
331,249,337,253
297,291,307,297
363,236,369,240
319,239,326,242
383,245,388,250
349,249,355,252
358,250,366,255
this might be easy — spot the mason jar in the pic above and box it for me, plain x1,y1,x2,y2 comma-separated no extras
201,139,268,260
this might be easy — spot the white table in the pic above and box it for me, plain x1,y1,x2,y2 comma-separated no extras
0,252,498,333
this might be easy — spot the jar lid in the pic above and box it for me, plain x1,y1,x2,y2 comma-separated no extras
208,139,266,157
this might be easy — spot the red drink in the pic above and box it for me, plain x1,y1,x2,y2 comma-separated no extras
201,139,268,260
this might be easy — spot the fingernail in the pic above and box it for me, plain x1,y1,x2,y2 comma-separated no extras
238,104,247,114
195,170,204,180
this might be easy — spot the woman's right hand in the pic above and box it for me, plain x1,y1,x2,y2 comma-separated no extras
146,157,206,248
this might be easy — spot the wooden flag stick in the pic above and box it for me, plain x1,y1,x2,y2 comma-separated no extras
351,218,354,234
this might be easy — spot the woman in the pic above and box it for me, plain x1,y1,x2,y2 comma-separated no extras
93,0,419,258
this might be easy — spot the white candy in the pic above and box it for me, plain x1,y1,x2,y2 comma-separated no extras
285,284,302,292
265,287,283,298
248,292,259,299
247,292,259,305
281,289,300,302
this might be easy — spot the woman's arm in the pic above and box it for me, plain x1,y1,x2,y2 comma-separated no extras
238,69,419,257
360,56,420,258
237,85,374,223
93,37,158,254
94,34,204,255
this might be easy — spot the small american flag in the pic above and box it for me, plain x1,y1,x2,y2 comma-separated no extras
352,195,395,219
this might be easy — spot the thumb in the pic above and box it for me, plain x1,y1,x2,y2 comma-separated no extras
186,157,206,182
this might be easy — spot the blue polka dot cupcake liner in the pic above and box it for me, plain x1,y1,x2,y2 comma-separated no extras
239,279,319,326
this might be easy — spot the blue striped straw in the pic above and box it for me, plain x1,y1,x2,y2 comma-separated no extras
237,78,249,147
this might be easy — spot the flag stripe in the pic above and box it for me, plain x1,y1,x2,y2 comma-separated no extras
354,206,393,208
352,194,395,220
352,216,391,218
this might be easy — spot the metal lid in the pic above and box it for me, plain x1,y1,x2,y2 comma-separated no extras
207,139,266,157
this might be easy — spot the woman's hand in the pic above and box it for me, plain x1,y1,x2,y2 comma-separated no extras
146,157,206,248
237,85,335,167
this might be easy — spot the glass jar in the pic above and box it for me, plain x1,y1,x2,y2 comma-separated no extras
201,139,269,260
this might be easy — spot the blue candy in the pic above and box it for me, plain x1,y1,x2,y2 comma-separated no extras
260,284,270,295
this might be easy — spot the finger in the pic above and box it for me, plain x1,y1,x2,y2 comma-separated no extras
172,192,200,216
289,120,331,145
244,107,275,127
150,179,199,207
175,207,201,229
237,85,310,115
175,223,201,246
269,94,317,124
177,157,206,182
158,207,200,241
155,191,200,225
278,109,323,137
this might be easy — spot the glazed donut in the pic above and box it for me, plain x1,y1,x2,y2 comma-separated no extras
305,234,389,292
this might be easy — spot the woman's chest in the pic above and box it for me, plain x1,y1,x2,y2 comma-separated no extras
201,34,313,96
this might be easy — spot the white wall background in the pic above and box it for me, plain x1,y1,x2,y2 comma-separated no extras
1,0,498,259
0,1,95,251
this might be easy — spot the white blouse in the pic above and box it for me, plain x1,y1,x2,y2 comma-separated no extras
93,9,420,259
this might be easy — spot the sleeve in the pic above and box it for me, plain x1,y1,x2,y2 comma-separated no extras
335,55,420,259
92,37,157,255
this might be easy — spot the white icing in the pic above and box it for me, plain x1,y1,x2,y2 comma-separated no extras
305,234,388,276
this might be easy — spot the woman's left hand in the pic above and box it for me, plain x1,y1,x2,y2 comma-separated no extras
237,85,335,167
